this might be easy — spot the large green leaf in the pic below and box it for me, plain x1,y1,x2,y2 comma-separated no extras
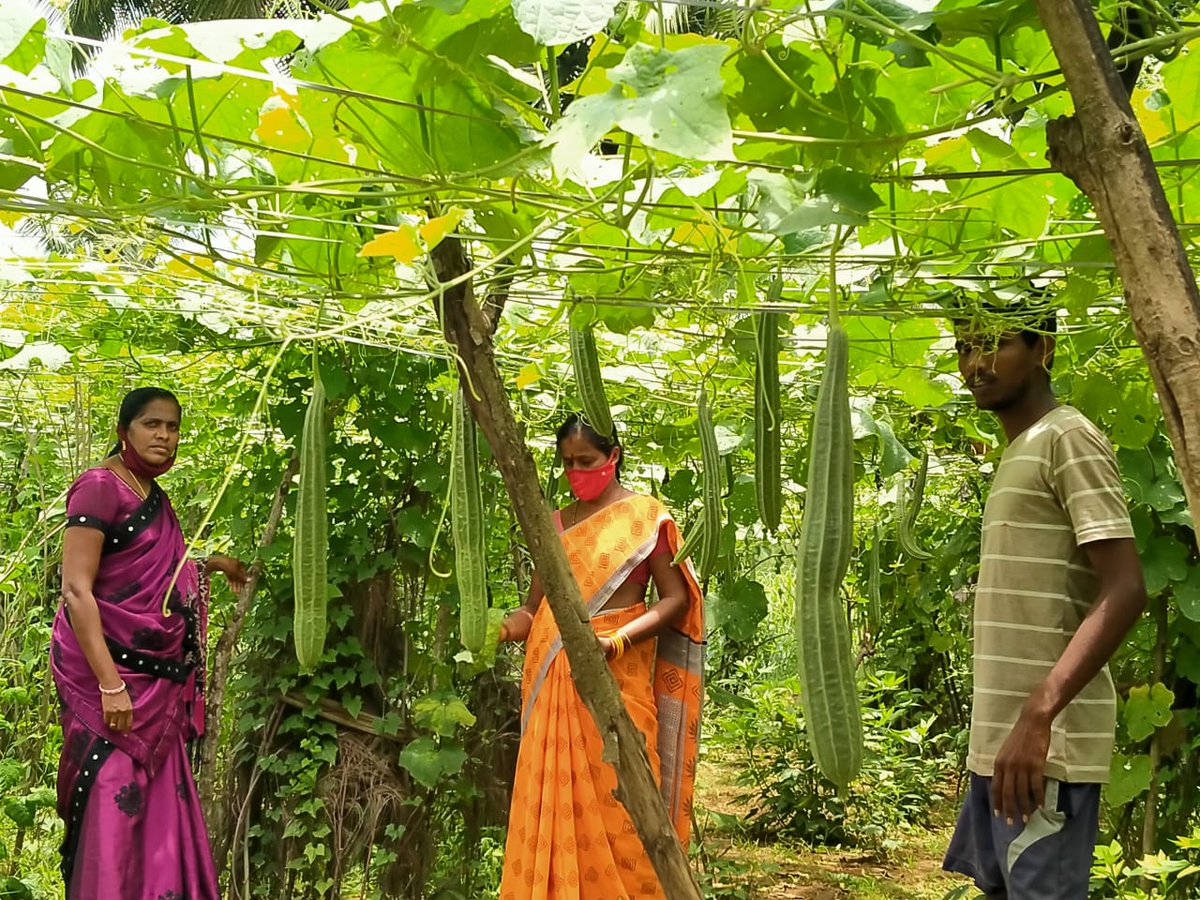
1176,570,1200,623
850,398,915,477
512,0,620,45
1141,535,1189,596
1106,751,1153,807
549,42,734,178
710,578,768,644
748,171,863,236
0,0,42,73
1123,683,1174,743
412,691,477,737
398,737,468,789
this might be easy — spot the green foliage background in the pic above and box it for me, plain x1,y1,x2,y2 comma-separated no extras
2,0,1200,895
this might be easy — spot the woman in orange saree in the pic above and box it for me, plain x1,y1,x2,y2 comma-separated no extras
497,416,705,900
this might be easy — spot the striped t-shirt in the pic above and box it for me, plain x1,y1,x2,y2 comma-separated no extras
967,405,1134,783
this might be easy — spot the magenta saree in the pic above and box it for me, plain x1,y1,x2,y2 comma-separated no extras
51,468,217,900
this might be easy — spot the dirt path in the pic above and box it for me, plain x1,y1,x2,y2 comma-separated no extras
693,758,970,899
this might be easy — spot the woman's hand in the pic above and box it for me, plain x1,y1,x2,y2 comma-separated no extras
102,686,133,733
500,607,535,643
598,636,616,659
206,555,250,593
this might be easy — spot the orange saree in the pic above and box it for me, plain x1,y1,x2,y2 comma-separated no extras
499,494,705,900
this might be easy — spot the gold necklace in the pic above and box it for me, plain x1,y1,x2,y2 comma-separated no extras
116,459,149,500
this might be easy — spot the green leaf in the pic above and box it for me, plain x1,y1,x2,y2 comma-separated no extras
549,42,734,179
711,579,768,643
1119,448,1156,506
0,758,25,791
342,695,364,720
512,0,621,45
1177,570,1200,623
748,170,866,236
965,128,1027,169
815,167,884,215
849,398,915,477
1106,752,1153,807
1123,683,1174,742
0,0,43,73
373,712,402,736
412,691,477,736
1174,630,1200,685
398,737,468,789
254,232,284,267
1161,48,1200,135
22,787,54,810
2,797,33,828
1141,535,1189,596
1146,473,1185,512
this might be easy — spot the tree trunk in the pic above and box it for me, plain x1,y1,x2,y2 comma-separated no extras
201,455,299,831
430,238,702,898
1035,0,1200,537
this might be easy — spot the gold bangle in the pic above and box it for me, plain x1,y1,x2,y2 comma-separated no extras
99,680,127,696
601,630,619,659
613,629,630,660
512,607,534,622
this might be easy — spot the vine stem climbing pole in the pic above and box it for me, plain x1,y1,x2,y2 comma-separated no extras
430,238,703,899
1036,0,1200,539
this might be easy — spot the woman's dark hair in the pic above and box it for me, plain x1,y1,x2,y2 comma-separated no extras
108,387,181,456
556,414,622,476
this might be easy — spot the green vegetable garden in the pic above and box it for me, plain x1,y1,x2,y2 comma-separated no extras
5,0,1200,896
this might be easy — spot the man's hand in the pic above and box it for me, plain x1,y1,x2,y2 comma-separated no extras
991,710,1052,825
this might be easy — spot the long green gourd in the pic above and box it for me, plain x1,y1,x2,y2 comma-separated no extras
867,521,882,636
794,321,863,790
755,288,783,531
672,516,706,567
896,450,933,560
452,387,488,652
293,361,329,674
697,387,722,580
569,326,614,438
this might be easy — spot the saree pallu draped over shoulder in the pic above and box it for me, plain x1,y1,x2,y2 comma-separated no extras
500,495,705,900
51,471,217,900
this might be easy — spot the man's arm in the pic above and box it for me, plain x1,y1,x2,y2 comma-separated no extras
991,537,1146,823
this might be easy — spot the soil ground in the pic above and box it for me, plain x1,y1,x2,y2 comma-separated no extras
692,757,972,899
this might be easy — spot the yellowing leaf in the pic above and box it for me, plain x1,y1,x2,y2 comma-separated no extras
271,87,300,111
359,225,421,262
1133,88,1170,145
166,254,213,276
515,363,541,390
418,208,466,249
255,106,310,151
673,220,732,249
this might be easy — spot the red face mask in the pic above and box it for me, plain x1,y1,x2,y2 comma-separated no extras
118,425,176,479
566,452,618,502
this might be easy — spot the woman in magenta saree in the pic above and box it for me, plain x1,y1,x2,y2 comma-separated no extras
51,388,246,900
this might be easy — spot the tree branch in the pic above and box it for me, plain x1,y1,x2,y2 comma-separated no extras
1036,0,1200,543
430,238,702,897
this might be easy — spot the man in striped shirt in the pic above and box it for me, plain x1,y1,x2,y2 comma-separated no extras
943,307,1147,899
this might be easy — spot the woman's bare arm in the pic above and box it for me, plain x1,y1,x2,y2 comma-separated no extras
499,572,543,642
606,554,689,651
61,527,122,690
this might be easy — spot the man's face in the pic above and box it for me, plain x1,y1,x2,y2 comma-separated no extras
955,328,1051,412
